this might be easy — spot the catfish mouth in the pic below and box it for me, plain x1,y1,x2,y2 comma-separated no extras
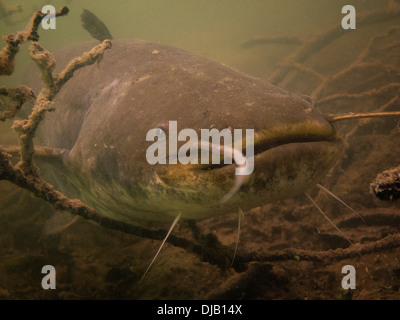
198,128,338,171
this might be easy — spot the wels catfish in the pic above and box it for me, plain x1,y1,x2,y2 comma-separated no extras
35,40,345,229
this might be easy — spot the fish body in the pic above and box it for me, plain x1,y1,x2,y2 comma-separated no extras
37,40,343,226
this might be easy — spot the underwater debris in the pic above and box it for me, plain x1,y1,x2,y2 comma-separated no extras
370,166,400,201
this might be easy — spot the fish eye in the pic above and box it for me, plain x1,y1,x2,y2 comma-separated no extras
300,94,313,104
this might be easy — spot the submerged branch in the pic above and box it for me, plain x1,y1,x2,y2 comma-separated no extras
316,83,400,107
0,6,69,76
55,40,112,89
370,166,400,201
0,147,231,268
0,86,36,121
270,6,400,85
11,39,111,175
1,145,68,161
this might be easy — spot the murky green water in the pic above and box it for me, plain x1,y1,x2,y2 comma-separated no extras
1,0,382,85
0,0,383,143
1,0,399,300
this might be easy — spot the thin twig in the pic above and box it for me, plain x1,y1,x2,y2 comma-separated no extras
11,40,111,175
0,6,69,76
270,6,400,86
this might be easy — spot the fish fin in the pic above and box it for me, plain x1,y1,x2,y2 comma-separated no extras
140,212,182,282
231,208,244,267
41,210,79,236
80,9,113,42
316,184,366,223
304,192,353,246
